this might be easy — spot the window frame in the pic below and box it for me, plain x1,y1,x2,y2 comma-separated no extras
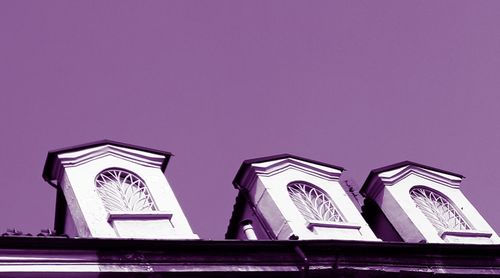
287,181,345,223
409,186,472,232
94,167,158,213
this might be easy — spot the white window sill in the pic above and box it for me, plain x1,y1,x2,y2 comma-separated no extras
107,211,173,223
307,220,361,230
439,229,492,239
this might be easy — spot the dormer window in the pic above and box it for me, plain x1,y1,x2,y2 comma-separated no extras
287,181,344,223
410,186,471,231
95,168,157,212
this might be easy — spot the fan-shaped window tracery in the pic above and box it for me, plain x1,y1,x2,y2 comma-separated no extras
95,168,157,212
287,182,344,222
410,186,471,231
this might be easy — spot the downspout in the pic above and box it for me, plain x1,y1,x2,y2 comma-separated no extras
240,219,258,240
294,244,309,278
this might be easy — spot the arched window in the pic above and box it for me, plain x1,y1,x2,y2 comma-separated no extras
95,168,157,212
287,181,344,222
410,186,471,231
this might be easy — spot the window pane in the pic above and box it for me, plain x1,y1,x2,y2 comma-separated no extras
95,168,157,212
288,182,344,222
410,187,471,231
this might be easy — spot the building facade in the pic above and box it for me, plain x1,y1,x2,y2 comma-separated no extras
0,140,497,276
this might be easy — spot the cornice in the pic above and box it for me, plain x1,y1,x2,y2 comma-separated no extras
362,164,463,199
43,141,170,185
379,165,462,188
232,154,344,188
0,237,498,275
239,157,343,191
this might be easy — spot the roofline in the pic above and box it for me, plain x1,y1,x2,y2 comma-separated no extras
42,140,173,182
0,236,497,274
0,236,496,253
360,160,464,195
232,154,345,188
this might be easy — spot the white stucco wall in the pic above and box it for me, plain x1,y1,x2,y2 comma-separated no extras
366,165,499,244
241,158,378,241
52,144,199,239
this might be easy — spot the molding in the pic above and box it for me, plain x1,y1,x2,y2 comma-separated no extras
0,238,498,274
240,158,342,191
363,165,462,199
60,144,164,168
107,211,173,222
45,143,168,184
439,230,493,239
233,153,344,187
307,221,361,230
379,165,462,187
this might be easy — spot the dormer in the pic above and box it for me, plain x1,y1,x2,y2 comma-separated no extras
42,140,198,239
361,161,499,244
226,154,378,241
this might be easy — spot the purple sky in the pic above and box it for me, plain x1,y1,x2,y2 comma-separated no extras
1,1,499,239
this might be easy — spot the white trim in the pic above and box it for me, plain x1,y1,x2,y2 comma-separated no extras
439,230,493,239
107,211,173,222
53,144,166,181
364,165,463,200
307,221,361,230
380,166,462,188
243,158,342,191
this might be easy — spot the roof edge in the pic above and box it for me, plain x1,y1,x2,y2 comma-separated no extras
360,160,464,196
42,140,173,182
232,154,345,188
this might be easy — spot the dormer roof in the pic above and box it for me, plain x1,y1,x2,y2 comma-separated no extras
232,154,344,188
360,160,464,196
42,139,173,184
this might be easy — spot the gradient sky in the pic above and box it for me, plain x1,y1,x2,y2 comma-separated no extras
1,1,499,239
